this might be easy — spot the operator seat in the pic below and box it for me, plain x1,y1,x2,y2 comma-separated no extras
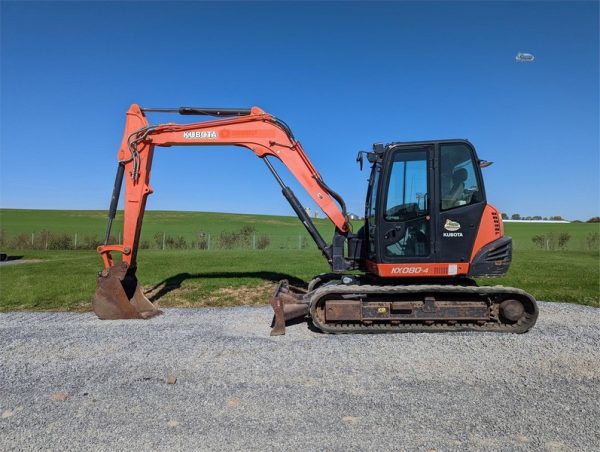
446,168,468,207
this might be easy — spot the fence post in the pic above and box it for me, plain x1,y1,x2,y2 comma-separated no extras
31,232,34,246
298,234,301,250
162,232,166,250
207,234,211,250
45,231,48,250
253,233,256,250
74,233,78,249
118,232,121,244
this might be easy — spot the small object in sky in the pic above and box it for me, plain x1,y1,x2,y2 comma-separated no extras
516,52,535,62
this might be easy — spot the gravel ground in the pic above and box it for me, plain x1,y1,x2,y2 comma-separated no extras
1,301,599,451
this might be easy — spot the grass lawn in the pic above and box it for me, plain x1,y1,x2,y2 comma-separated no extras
0,247,598,312
0,209,598,311
477,250,599,306
0,249,329,311
504,221,599,251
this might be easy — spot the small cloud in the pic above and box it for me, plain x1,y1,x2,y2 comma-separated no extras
516,52,535,62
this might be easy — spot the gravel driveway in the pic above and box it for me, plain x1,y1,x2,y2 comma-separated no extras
1,302,599,451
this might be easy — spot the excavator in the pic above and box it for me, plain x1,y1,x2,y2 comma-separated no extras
93,104,539,335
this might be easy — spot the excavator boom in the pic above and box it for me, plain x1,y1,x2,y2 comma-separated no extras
94,104,351,321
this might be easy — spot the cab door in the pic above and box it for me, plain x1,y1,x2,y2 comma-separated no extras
436,141,486,262
377,145,434,263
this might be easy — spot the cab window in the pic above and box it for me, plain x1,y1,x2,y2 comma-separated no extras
440,144,482,210
366,164,381,257
383,149,430,258
384,149,428,221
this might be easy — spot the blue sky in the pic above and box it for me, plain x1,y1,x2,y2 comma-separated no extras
1,1,598,220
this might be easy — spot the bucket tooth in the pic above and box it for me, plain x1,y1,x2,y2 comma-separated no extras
93,262,161,320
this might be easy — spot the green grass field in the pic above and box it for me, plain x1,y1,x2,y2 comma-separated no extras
1,209,598,311
0,208,335,250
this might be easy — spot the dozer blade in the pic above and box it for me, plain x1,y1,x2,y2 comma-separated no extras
270,280,309,336
93,262,161,320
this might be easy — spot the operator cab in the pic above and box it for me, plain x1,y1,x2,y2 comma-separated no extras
363,140,487,267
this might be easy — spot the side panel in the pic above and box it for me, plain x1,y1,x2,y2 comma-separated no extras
469,235,512,277
436,202,486,262
470,203,504,260
366,261,469,277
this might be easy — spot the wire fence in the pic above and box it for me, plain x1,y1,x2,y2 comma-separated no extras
0,228,319,251
0,228,598,252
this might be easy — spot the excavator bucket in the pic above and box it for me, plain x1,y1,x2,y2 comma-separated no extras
93,262,161,320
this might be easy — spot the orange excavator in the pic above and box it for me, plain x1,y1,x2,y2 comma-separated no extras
93,104,538,335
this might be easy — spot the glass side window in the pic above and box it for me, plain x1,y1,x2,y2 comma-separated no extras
383,149,429,258
384,150,428,221
367,165,380,220
367,165,381,256
384,219,430,258
440,144,482,211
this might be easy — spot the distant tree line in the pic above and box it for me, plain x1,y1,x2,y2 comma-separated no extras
501,213,600,222
531,231,599,251
531,232,571,250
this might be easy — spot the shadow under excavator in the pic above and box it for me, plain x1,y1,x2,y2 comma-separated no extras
1,255,24,261
145,271,308,302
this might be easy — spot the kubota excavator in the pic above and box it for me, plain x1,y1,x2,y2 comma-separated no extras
93,104,538,335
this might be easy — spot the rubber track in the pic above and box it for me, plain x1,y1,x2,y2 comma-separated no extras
309,284,539,334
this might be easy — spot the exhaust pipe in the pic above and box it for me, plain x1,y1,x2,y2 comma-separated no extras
93,262,161,320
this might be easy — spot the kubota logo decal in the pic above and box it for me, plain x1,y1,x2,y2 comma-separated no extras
183,131,217,139
443,219,463,237
443,232,463,237
444,219,461,231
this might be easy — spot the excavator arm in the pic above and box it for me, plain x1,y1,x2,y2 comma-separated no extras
93,104,352,323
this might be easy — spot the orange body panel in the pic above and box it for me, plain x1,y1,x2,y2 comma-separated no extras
365,204,503,279
146,107,346,230
367,261,470,278
470,204,504,261
98,104,348,269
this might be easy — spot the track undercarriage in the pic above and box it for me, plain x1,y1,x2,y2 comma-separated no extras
270,278,538,336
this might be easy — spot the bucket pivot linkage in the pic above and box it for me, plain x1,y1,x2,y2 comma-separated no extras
93,262,161,320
